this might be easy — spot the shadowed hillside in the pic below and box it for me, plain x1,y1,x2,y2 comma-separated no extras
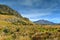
0,4,22,17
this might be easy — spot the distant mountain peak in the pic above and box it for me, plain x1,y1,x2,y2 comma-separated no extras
34,20,55,24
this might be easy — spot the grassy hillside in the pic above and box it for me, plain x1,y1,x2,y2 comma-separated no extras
0,14,36,40
0,14,60,40
0,4,60,40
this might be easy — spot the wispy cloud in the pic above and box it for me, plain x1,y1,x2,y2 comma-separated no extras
20,9,52,21
22,13,51,18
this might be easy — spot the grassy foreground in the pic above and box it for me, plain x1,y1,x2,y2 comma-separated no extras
0,15,60,40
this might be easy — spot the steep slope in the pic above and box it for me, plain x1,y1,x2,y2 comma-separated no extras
0,14,37,40
34,20,55,24
0,4,34,25
0,4,36,40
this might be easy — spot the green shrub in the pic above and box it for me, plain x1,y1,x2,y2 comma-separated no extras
3,28,9,33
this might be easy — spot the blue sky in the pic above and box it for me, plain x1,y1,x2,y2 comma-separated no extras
0,0,60,23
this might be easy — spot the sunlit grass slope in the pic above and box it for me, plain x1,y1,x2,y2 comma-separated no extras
0,14,60,40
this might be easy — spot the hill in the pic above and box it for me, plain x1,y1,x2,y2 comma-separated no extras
34,20,55,24
0,4,36,40
0,4,34,25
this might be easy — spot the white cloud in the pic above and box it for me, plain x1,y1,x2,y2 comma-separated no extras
22,13,50,18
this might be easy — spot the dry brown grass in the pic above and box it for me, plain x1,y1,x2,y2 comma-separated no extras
0,14,60,40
